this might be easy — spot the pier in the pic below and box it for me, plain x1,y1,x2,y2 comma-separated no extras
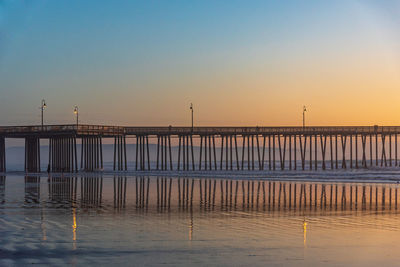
1,124,400,173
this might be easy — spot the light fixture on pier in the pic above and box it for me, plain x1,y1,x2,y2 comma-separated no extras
41,99,47,129
190,103,194,131
74,105,79,127
303,106,307,128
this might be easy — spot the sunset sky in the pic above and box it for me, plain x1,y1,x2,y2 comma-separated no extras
1,0,400,126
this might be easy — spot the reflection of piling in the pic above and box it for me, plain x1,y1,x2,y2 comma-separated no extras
52,177,400,212
179,178,195,209
201,180,398,212
307,183,396,211
25,176,40,203
321,185,326,208
49,176,77,204
135,176,150,209
234,180,266,210
80,176,103,207
156,177,171,210
114,176,127,209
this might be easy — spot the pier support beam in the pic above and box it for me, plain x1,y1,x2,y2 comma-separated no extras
288,135,292,170
314,134,318,170
381,134,387,167
330,135,334,169
240,135,257,170
156,135,173,171
309,135,313,170
361,135,367,168
49,136,78,173
341,135,347,169
178,135,195,171
370,134,373,167
220,135,235,170
294,135,297,170
278,134,286,170
299,135,307,170
0,137,5,172
320,135,327,170
80,136,102,172
199,135,216,170
25,137,41,173
114,135,127,171
261,135,266,170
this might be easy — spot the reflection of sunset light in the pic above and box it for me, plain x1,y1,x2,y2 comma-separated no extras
189,215,193,241
303,219,307,247
189,223,193,241
72,208,77,250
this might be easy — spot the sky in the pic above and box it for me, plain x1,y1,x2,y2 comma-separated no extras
1,0,400,126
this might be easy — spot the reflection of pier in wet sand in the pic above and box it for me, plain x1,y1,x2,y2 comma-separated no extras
48,176,77,204
73,176,400,212
81,177,102,207
25,176,41,203
3,176,398,212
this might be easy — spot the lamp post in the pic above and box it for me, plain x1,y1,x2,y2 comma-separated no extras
41,99,47,130
303,106,307,128
190,103,193,131
74,105,78,128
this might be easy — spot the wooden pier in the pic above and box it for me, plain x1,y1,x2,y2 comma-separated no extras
1,124,400,173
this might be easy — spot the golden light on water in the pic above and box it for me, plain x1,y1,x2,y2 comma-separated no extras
189,215,193,241
303,219,308,247
72,207,77,250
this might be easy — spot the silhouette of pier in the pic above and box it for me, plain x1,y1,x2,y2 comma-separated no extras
2,124,400,172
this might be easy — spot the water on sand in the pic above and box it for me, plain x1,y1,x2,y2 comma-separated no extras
1,174,400,266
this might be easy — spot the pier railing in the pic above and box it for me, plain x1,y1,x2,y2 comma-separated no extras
117,125,400,135
2,124,400,137
0,125,125,137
